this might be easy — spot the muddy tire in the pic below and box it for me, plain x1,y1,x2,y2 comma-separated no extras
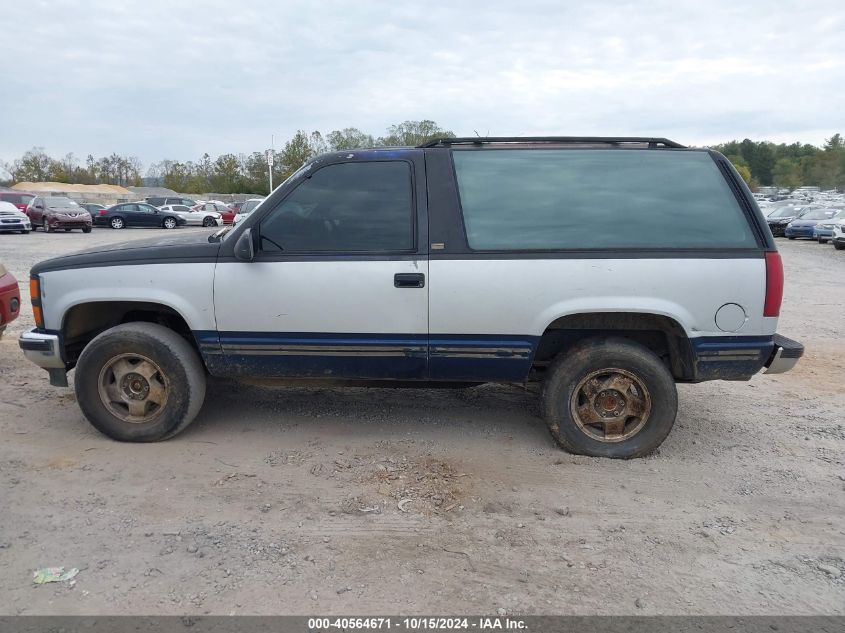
74,322,206,442
541,338,677,458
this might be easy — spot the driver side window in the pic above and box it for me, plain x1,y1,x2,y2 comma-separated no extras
258,161,414,253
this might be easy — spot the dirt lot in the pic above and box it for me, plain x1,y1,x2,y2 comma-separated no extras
0,229,842,615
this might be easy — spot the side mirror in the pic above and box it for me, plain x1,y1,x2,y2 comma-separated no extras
234,228,255,261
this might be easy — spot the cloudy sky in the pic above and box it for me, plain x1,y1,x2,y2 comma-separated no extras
1,0,843,169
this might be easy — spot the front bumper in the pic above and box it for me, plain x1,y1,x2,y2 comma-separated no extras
763,334,804,374
784,227,814,238
0,220,31,231
19,328,65,369
19,328,68,386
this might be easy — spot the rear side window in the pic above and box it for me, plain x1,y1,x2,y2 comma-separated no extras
259,161,414,253
452,149,757,250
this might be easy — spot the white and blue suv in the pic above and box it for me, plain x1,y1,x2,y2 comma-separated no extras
19,137,803,458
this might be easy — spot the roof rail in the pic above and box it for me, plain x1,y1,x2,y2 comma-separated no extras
418,136,686,149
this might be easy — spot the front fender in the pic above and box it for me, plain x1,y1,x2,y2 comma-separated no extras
41,263,216,332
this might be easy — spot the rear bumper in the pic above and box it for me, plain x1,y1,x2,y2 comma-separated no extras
763,334,804,374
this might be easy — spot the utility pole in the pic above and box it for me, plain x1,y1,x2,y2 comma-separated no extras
267,134,274,193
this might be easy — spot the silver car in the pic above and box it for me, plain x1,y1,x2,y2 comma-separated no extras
159,204,222,227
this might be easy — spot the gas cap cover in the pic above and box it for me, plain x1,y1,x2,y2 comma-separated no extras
715,303,747,332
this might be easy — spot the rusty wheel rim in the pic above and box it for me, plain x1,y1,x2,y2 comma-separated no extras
97,353,169,423
570,368,651,443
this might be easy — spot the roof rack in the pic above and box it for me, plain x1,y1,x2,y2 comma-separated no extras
418,136,686,149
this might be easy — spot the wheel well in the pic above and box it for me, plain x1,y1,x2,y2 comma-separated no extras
532,312,694,381
62,301,200,367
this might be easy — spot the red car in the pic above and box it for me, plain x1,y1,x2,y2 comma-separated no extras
0,263,21,340
0,191,36,214
192,202,236,224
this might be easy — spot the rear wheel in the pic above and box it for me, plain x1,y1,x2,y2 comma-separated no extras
819,238,828,244
541,338,677,458
75,322,206,442
788,236,796,240
834,242,845,250
202,216,216,227
110,216,125,229
162,217,177,229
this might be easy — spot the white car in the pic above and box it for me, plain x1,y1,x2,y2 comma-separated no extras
0,200,32,234
159,204,222,227
233,198,266,225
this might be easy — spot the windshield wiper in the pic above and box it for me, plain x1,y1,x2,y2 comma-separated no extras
208,226,232,243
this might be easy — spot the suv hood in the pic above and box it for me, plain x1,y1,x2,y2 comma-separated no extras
31,231,221,275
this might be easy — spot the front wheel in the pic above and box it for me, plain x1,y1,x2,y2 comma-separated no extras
82,227,92,233
834,242,845,250
162,217,177,229
788,236,796,240
110,217,125,229
75,322,207,442
541,338,678,458
44,221,53,233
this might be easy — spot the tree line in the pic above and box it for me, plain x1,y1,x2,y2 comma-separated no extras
3,124,844,195
1,120,454,195
715,134,845,191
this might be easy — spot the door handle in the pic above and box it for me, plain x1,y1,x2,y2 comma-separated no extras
394,273,425,288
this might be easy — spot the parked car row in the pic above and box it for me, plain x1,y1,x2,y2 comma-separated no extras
0,197,262,234
763,200,845,250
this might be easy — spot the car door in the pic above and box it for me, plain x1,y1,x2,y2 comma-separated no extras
212,154,429,380
29,198,43,225
136,203,161,227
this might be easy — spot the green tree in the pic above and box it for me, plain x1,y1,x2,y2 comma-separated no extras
211,153,243,193
379,120,455,146
728,155,752,184
279,130,318,179
9,147,53,182
772,158,802,190
326,127,376,150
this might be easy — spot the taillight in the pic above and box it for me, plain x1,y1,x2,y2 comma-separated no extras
98,209,107,215
764,251,783,317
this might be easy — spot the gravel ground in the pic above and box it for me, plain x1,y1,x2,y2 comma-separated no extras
0,228,843,615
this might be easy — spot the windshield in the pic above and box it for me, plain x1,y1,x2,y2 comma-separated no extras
45,197,80,208
800,210,835,220
769,207,800,218
241,199,264,214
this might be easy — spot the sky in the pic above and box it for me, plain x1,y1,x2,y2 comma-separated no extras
1,0,844,172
